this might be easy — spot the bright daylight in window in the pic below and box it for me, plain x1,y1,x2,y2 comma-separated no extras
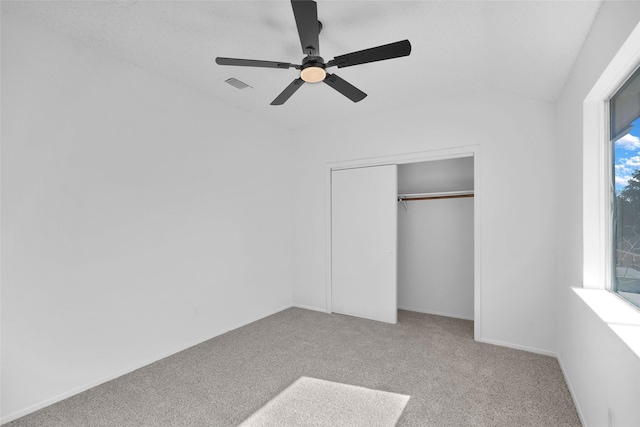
611,65,640,310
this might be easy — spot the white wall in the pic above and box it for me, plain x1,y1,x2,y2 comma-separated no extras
398,158,474,194
291,90,557,355
397,198,474,319
561,290,640,427
1,15,293,422
555,1,640,426
397,158,474,319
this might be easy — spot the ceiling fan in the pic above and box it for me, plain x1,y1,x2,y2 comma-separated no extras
215,0,411,106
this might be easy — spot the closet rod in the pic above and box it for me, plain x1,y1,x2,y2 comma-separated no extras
397,190,474,202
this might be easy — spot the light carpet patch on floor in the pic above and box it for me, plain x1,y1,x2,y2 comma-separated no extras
239,376,410,427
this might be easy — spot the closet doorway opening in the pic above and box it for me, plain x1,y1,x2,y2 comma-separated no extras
326,147,480,341
397,157,474,321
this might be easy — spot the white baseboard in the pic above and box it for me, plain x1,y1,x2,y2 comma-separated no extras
0,303,293,425
398,305,474,321
292,303,329,313
556,354,586,427
478,337,557,357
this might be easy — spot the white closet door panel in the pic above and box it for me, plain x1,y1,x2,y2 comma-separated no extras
331,164,397,324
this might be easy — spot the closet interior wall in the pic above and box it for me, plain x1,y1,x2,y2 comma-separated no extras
397,157,474,320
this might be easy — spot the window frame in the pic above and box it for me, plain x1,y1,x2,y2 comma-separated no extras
584,20,640,304
609,65,640,309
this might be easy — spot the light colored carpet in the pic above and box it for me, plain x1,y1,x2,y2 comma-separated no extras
4,308,581,426
238,376,409,427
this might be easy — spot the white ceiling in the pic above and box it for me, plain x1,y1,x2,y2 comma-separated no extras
2,0,602,130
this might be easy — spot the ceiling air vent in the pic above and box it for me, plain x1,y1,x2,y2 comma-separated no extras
225,77,252,89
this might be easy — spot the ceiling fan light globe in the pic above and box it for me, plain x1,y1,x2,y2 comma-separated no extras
300,66,326,83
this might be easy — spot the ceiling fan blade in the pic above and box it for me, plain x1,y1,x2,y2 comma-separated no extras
291,0,320,56
323,73,367,103
271,78,305,105
326,40,411,69
216,57,300,70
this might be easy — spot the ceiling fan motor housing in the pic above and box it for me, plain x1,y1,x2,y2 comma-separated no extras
302,56,325,69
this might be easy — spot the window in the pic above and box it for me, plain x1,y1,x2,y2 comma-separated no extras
611,65,640,310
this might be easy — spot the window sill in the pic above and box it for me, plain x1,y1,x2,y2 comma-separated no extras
573,288,640,360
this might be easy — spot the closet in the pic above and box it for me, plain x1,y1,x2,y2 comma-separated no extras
397,157,474,320
330,156,474,324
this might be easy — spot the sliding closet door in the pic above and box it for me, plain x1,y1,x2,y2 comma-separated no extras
331,164,397,324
